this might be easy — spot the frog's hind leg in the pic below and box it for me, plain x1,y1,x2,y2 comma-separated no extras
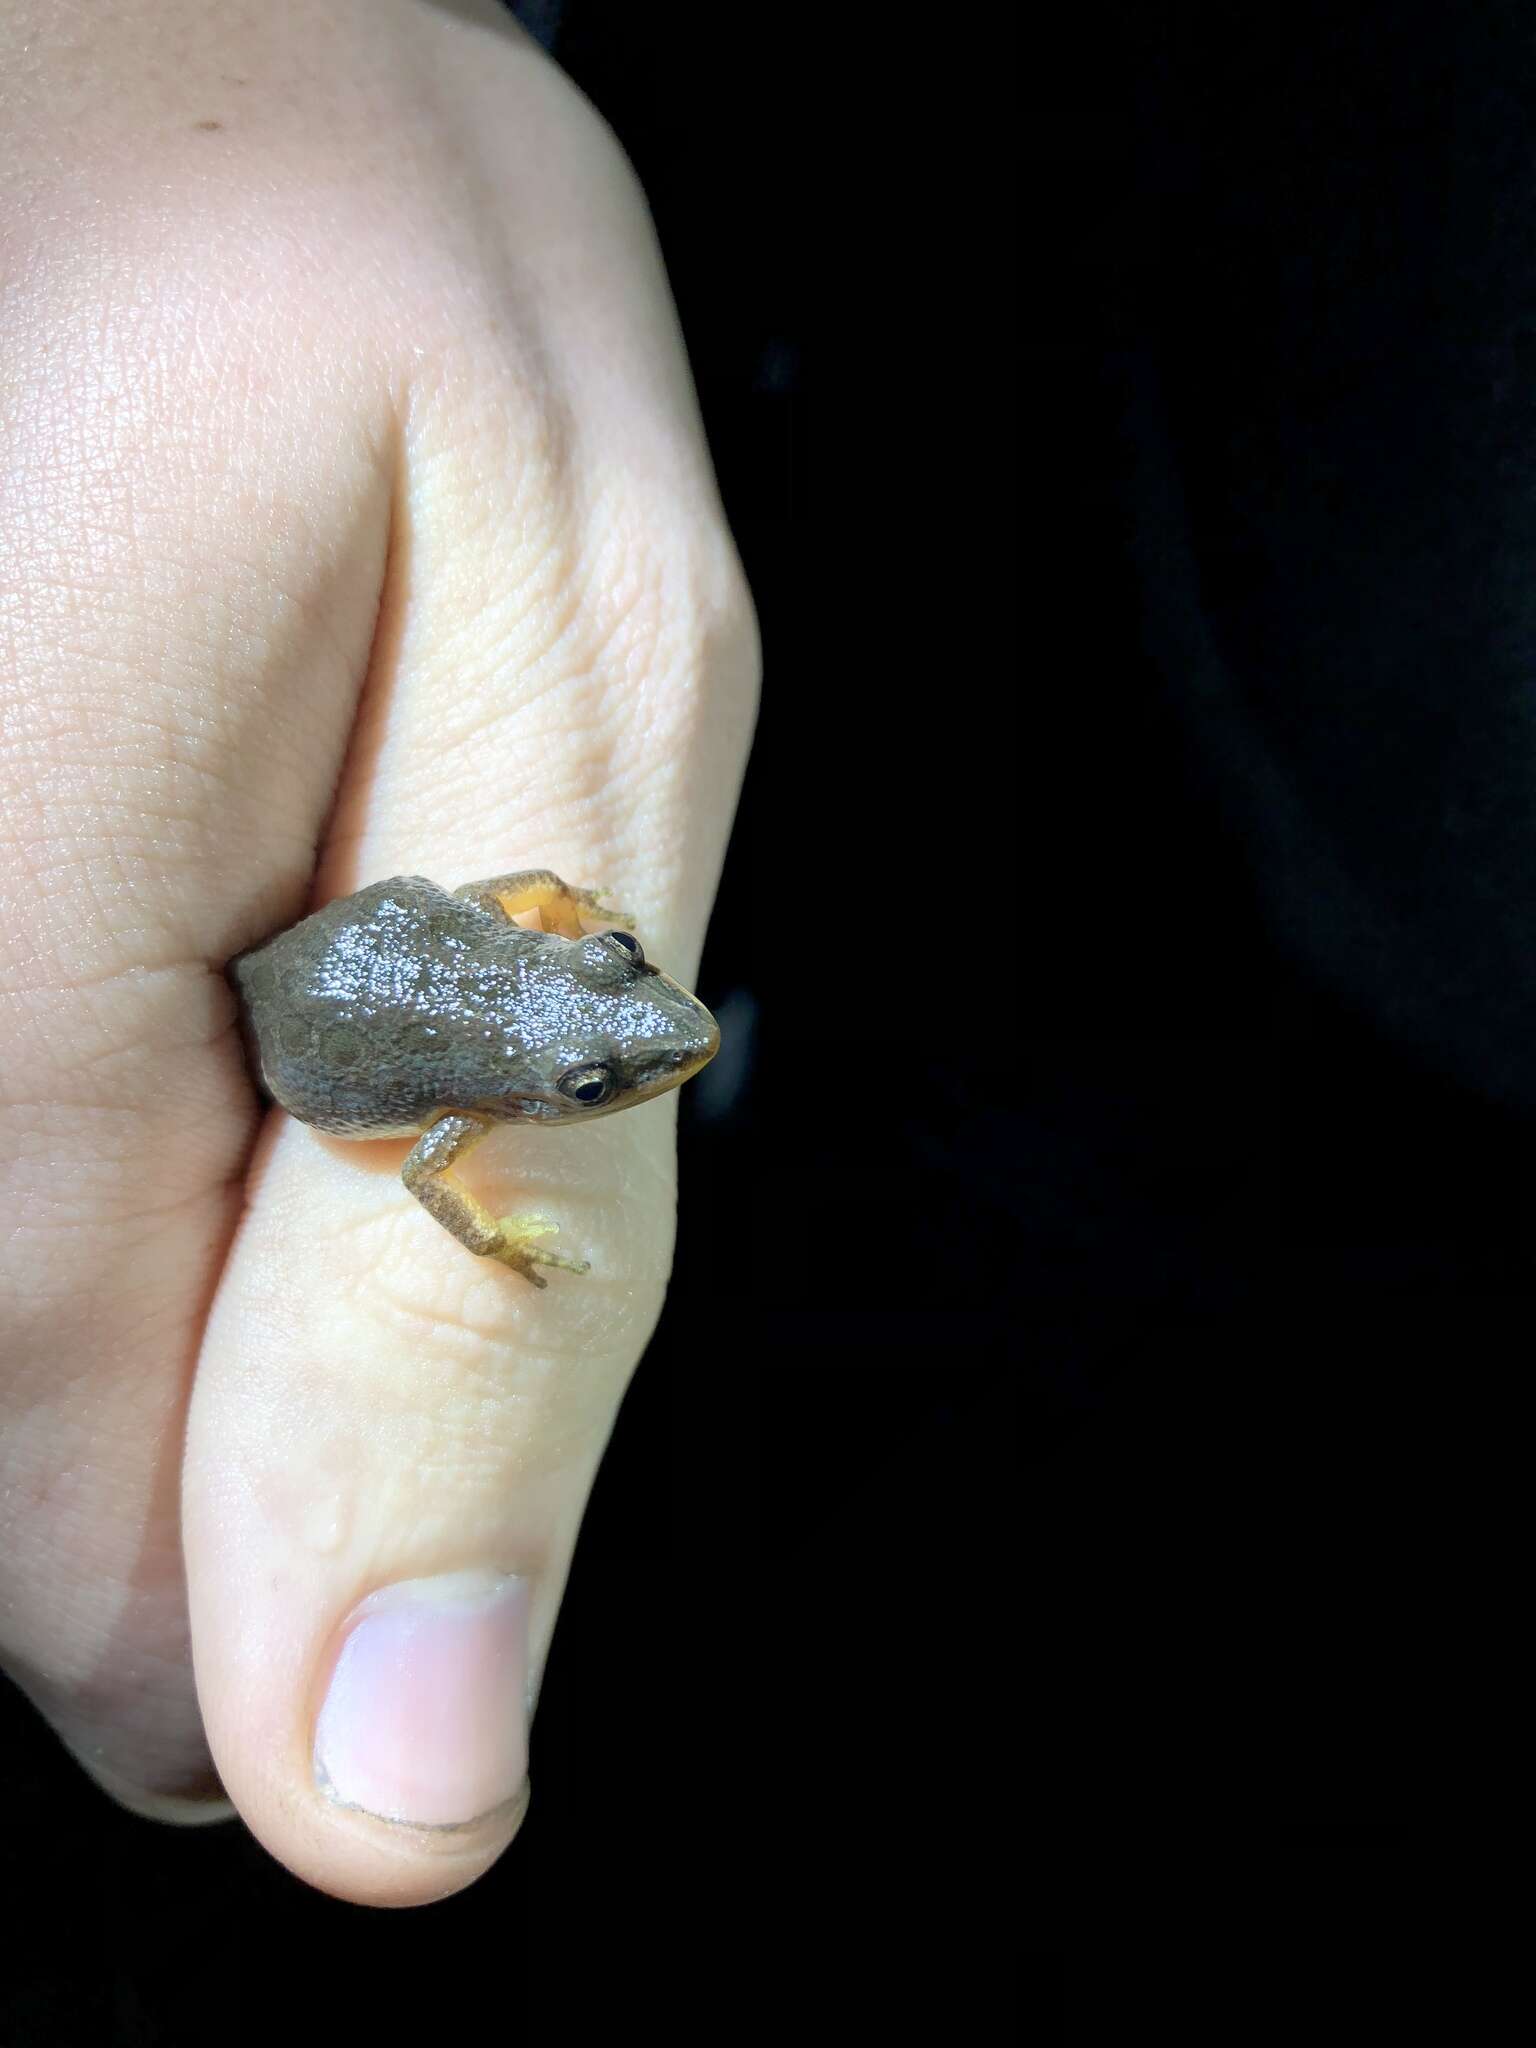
452,870,633,940
400,1111,590,1286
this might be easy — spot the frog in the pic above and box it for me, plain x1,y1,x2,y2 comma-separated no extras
228,869,720,1285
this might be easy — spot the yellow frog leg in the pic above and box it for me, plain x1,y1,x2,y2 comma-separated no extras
452,870,633,940
400,1111,590,1286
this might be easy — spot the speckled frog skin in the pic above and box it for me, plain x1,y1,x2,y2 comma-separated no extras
230,870,719,1285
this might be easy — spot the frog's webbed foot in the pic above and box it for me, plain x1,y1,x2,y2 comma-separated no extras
452,869,634,941
401,1112,590,1286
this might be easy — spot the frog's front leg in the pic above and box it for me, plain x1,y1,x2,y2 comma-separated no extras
452,870,633,941
400,1111,590,1286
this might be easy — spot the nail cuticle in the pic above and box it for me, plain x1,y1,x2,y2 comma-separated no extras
314,1759,531,1837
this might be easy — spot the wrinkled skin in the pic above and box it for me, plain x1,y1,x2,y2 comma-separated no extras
0,0,757,1905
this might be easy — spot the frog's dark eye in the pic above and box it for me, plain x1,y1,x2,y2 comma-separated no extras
603,930,644,967
557,1063,616,1107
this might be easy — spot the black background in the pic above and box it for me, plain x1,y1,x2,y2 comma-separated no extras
3,0,1524,2035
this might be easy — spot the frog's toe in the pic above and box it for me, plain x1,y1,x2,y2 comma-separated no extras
576,887,635,929
524,1241,592,1275
505,1214,558,1239
493,1214,591,1282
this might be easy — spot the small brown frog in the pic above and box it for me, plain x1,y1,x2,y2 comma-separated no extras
230,870,719,1284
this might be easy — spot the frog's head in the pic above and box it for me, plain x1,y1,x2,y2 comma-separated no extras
489,927,719,1123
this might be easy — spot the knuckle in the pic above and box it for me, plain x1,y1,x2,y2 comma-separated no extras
552,484,761,743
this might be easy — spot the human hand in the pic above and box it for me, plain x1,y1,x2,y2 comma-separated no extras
0,0,756,1905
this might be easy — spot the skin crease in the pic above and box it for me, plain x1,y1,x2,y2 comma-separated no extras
0,0,757,1906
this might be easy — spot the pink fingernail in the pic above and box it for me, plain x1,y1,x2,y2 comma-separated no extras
313,1570,530,1827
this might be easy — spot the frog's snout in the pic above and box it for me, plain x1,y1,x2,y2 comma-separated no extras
671,983,720,1080
693,999,721,1069
620,980,718,1105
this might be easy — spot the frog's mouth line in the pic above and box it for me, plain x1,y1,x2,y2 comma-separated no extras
507,1050,718,1124
503,996,720,1123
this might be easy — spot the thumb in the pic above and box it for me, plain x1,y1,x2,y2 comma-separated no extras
181,141,755,1903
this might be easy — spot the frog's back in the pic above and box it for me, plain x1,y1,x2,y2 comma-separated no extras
230,876,495,1137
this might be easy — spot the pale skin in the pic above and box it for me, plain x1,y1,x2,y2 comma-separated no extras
0,0,757,1907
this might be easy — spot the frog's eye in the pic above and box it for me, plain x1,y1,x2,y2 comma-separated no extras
603,930,644,967
558,1062,616,1107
